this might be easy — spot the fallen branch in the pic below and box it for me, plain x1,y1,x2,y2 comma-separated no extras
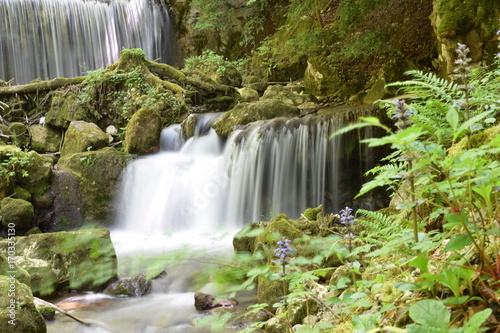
0,77,85,96
33,296,92,326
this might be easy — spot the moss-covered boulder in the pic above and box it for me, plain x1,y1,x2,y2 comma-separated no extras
45,90,100,129
212,100,300,138
0,229,117,296
29,124,62,153
8,122,30,148
56,147,131,225
61,121,109,157
124,107,162,154
237,87,259,102
12,185,32,202
0,276,46,333
0,253,31,286
261,84,316,106
16,150,53,197
304,56,344,97
1,197,34,231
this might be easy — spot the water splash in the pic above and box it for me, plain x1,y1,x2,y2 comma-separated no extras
0,0,174,84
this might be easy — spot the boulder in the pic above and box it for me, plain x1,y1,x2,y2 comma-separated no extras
29,124,62,153
304,56,343,97
60,121,109,157
105,274,152,297
56,147,131,225
261,84,316,106
237,87,259,102
45,90,100,129
0,229,118,296
212,100,300,138
124,107,162,154
1,197,34,231
16,149,53,196
194,292,238,311
0,253,31,286
0,276,46,333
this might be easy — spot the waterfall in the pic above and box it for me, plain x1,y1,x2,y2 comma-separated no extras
0,0,173,84
117,107,378,233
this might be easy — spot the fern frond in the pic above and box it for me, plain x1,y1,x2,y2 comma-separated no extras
356,209,395,231
387,70,461,103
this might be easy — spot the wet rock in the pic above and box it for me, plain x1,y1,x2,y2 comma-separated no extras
124,107,162,154
60,121,109,157
212,100,299,138
194,292,238,311
0,229,118,296
1,197,34,231
0,276,47,333
105,274,152,297
261,84,316,106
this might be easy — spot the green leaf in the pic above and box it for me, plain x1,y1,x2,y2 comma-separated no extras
446,106,459,131
352,314,378,332
456,110,493,138
409,299,450,329
444,233,472,252
463,308,492,333
409,256,429,273
442,296,470,305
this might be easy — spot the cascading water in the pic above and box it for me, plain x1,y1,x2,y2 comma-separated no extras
0,0,174,84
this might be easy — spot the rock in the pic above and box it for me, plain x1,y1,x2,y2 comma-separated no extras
17,149,53,197
56,147,131,225
302,205,323,221
261,84,316,106
36,305,55,321
194,292,238,311
237,87,259,102
1,197,34,231
104,274,152,297
0,276,46,333
45,90,100,129
363,58,412,104
212,100,300,138
60,121,109,157
242,76,268,93
30,124,62,153
124,107,162,154
256,276,286,313
233,222,262,253
13,185,32,202
304,56,344,97
8,122,30,148
180,114,196,139
0,253,31,286
0,229,118,296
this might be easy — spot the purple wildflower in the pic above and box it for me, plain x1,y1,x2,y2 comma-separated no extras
391,99,414,130
339,206,355,225
274,237,294,275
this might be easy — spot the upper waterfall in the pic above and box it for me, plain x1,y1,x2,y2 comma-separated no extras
0,0,174,84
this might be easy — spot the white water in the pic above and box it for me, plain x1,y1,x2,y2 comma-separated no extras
0,0,174,84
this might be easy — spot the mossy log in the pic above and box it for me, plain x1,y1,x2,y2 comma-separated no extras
0,77,85,96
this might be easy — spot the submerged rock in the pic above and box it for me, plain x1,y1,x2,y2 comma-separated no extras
0,276,46,333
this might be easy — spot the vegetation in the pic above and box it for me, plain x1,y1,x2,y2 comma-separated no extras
194,42,500,332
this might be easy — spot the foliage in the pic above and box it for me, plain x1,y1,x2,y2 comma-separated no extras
197,41,500,332
183,50,248,84
0,148,32,178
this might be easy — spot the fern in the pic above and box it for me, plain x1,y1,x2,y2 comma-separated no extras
386,70,462,103
357,209,395,232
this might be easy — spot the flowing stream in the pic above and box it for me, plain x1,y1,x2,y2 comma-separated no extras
0,0,174,84
47,107,379,332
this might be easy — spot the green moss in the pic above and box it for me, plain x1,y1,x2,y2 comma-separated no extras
124,107,162,154
0,197,34,230
437,0,500,38
303,205,323,221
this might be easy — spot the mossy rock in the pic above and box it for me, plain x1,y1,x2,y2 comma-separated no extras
261,84,315,106
304,56,345,97
29,124,62,153
45,90,99,129
0,276,46,333
36,305,55,321
448,124,500,157
1,197,34,231
233,222,263,253
56,147,131,225
0,229,117,295
180,114,196,139
17,150,53,197
0,253,31,286
0,173,13,201
124,107,162,154
212,100,300,138
8,122,30,148
303,205,323,222
61,121,109,157
237,87,259,102
256,275,287,312
13,185,31,202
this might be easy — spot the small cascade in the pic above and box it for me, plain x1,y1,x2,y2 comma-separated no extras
0,0,174,84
